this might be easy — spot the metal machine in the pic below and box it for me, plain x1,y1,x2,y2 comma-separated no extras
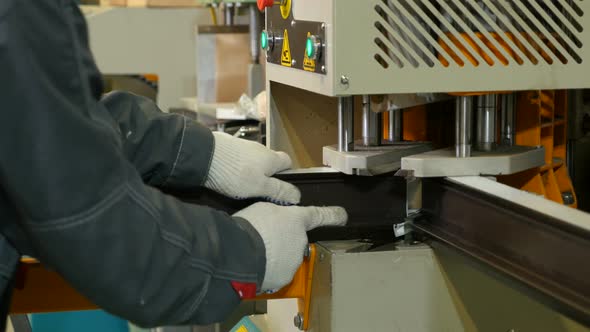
247,0,590,331
261,0,589,177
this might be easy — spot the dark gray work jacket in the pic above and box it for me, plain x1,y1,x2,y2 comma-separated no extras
0,1,265,330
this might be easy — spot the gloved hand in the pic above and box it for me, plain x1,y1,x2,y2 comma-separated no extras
234,202,347,292
204,132,300,205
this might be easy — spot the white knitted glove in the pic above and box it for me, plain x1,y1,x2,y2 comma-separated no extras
234,202,347,292
204,132,300,205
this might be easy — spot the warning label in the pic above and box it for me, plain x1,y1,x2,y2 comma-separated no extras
303,32,316,72
281,29,292,67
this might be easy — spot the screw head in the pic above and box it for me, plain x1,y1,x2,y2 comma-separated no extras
303,245,311,258
291,59,297,66
291,20,296,27
319,253,325,261
562,191,575,205
321,22,326,30
321,65,326,73
294,313,304,330
340,75,349,85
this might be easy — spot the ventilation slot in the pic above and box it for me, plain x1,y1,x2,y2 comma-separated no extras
372,0,584,69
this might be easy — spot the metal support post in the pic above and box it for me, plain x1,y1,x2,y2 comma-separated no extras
224,3,235,26
249,4,262,64
455,96,473,158
338,97,355,152
476,94,498,151
388,109,402,142
501,93,516,146
247,4,264,97
362,95,380,146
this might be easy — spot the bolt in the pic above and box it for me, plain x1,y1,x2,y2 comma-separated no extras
294,313,304,330
319,253,325,261
321,65,326,73
340,75,349,85
291,59,297,66
562,191,575,205
303,245,311,258
321,23,326,30
291,20,296,27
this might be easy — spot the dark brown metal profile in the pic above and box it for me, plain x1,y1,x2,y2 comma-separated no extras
168,171,406,242
414,178,590,327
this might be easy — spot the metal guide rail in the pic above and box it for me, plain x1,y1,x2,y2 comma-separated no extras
412,176,590,327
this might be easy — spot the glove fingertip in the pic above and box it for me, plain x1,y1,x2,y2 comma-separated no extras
284,184,301,204
266,180,301,205
305,206,348,230
326,206,348,226
274,151,293,172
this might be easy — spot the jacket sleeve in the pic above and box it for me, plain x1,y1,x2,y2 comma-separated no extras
98,91,212,190
0,1,265,327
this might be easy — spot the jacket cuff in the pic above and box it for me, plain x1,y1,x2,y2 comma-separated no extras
163,120,215,189
233,216,266,290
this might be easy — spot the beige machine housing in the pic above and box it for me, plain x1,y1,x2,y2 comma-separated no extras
265,0,590,96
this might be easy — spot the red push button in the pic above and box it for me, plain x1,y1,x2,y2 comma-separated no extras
257,0,274,11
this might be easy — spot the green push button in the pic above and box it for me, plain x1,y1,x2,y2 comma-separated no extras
261,31,268,50
305,36,314,58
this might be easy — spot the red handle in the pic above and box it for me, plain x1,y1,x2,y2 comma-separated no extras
257,0,274,11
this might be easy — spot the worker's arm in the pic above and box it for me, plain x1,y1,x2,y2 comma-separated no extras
0,1,265,326
99,91,301,204
0,1,343,327
97,91,215,190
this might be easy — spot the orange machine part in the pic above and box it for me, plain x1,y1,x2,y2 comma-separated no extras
438,32,556,96
498,90,577,207
255,244,316,330
10,258,96,314
10,246,317,329
382,105,428,142
141,74,159,83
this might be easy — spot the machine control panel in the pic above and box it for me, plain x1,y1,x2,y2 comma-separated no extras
261,0,326,75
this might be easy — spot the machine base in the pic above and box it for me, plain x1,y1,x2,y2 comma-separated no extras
401,145,545,177
322,142,432,176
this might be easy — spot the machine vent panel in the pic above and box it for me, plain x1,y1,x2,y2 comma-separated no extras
373,0,584,69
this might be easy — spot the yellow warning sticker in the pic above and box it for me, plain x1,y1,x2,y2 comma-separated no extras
280,0,292,19
303,32,316,72
281,29,292,67
236,326,248,332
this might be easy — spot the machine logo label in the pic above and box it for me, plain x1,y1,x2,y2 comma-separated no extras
281,29,292,67
303,32,316,72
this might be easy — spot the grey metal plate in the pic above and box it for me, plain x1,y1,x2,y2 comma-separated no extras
401,146,546,177
323,142,433,176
